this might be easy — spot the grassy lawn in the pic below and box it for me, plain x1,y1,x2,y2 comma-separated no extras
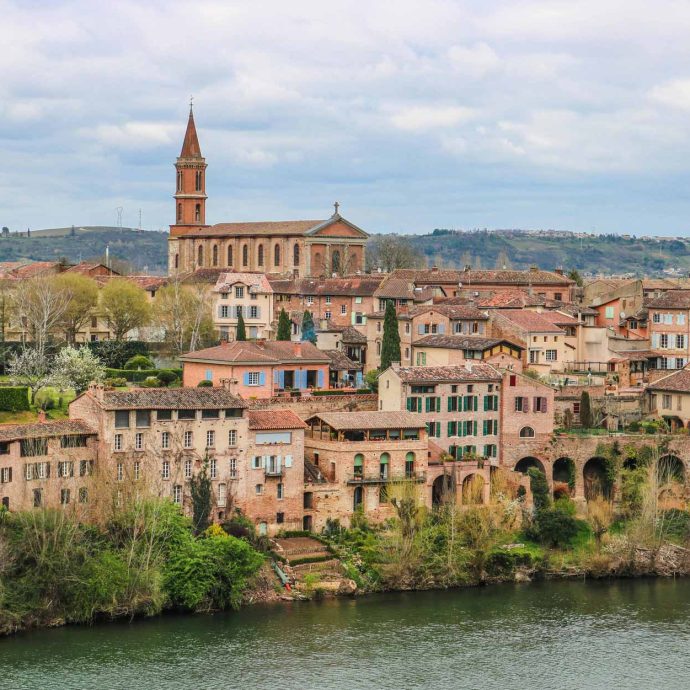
0,386,77,426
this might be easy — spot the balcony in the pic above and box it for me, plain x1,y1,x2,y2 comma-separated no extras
265,468,283,478
346,471,426,485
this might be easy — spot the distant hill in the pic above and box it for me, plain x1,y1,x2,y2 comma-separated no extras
0,226,169,274
2,225,688,278
403,229,690,278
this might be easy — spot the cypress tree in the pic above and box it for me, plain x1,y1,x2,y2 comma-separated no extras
236,312,247,341
190,459,212,535
301,310,316,344
380,301,401,371
580,391,593,428
277,308,291,341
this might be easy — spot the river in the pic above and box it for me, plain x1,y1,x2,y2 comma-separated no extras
2,579,690,689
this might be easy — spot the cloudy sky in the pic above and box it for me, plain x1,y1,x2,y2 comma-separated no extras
3,0,690,236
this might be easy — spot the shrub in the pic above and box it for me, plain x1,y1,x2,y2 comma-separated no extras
124,354,155,370
527,468,550,512
142,376,162,387
554,497,577,516
627,420,641,432
104,377,128,388
156,369,178,386
533,510,580,548
197,380,213,387
0,386,30,412
661,509,690,541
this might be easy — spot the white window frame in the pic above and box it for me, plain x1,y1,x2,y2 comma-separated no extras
117,462,123,482
162,460,170,480
229,458,238,478
206,430,215,448
228,429,237,446
161,431,170,450
173,485,182,504
135,432,143,451
235,286,244,298
210,458,217,479
184,459,192,479
114,433,123,452
184,431,193,448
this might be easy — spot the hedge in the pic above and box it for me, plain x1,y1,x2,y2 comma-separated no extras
85,341,150,369
288,555,333,566
105,368,182,382
0,386,30,412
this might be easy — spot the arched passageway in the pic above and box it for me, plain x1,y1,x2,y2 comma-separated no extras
553,457,575,497
514,457,545,476
462,474,484,505
432,474,455,507
583,457,608,500
658,454,685,485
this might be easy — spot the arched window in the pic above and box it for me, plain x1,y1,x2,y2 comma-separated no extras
195,203,201,222
405,452,415,478
177,170,183,192
293,243,300,266
274,243,281,267
212,245,218,266
177,203,182,223
519,426,535,438
257,244,264,266
174,254,179,269
227,244,233,266
197,244,203,267
380,452,390,479
242,245,248,267
314,252,322,274
332,249,341,275
354,453,364,478
195,170,202,191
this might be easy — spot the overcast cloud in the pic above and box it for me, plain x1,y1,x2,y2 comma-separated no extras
2,0,690,235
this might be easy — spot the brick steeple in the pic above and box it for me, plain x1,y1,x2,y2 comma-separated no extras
173,103,207,228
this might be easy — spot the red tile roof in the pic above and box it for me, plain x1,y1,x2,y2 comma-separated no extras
181,340,330,364
493,309,566,333
392,364,502,383
646,290,690,309
306,411,426,431
0,419,96,443
180,107,202,158
390,268,573,287
248,410,307,430
269,275,384,296
648,368,690,393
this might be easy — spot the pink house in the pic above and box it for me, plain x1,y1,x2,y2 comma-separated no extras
180,340,331,398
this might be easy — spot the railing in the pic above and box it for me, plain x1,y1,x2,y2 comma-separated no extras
265,468,283,478
347,471,426,485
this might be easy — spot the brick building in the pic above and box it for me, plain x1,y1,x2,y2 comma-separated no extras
168,107,368,277
410,335,523,371
212,272,274,341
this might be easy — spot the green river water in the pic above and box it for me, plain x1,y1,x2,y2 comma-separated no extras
2,579,690,689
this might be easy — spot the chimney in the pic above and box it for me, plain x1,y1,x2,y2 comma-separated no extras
220,378,239,395
529,265,538,272
88,381,104,401
257,339,265,349
37,409,46,423
431,265,439,272
554,267,564,275
293,342,302,357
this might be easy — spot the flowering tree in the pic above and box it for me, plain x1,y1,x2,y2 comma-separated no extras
51,346,106,394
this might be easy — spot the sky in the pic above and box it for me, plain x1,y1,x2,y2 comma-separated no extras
3,0,690,236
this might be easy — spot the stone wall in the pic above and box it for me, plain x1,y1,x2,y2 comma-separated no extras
247,393,377,420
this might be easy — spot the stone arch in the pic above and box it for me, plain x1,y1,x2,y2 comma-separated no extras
553,457,575,497
514,457,545,475
432,473,455,507
583,457,608,500
519,426,535,438
658,454,685,485
462,473,485,505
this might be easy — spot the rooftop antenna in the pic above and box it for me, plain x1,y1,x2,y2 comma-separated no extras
116,207,123,229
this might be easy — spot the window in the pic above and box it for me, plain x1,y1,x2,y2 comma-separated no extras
677,335,686,349
529,350,539,364
379,453,390,479
228,429,237,447
20,438,47,457
235,286,244,299
177,170,183,191
195,203,201,222
135,432,143,451
325,311,331,320
554,293,562,301
60,489,70,505
341,304,347,315
405,452,415,478
679,314,687,325
519,426,535,438
276,511,285,524
664,313,674,324
206,430,215,448
58,461,74,478
134,461,141,481
354,454,364,478
202,409,219,420
293,243,300,266
173,485,182,504
509,375,517,387
277,482,284,499
79,459,92,477
184,459,192,479
325,296,332,304
257,244,264,266
157,409,172,421
274,243,281,266
114,434,123,451
605,306,614,319
117,462,123,481
79,488,88,504
210,458,217,479
177,203,182,222
661,334,669,349
416,352,427,365
218,483,227,507
653,312,661,323
33,489,42,508
220,305,229,318
162,431,170,449
676,358,686,369
227,245,233,265
250,305,258,319
195,170,202,191
115,410,130,428
184,431,193,448
248,372,260,386
306,295,314,305
255,484,263,495
514,397,527,412
197,244,204,266
229,458,238,478
212,245,218,266
662,394,672,410
545,350,557,361
162,461,170,480
242,245,248,267
0,467,11,483
534,397,548,412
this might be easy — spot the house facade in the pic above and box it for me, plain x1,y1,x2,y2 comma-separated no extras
212,272,274,341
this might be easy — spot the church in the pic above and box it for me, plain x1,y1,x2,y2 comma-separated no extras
168,107,369,277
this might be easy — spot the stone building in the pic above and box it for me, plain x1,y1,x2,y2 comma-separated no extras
212,272,274,341
168,107,368,277
410,335,523,371
0,418,98,513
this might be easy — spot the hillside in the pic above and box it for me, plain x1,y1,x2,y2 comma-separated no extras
405,230,690,277
0,226,168,274
2,225,689,277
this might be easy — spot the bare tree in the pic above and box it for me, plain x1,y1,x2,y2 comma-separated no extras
365,235,426,273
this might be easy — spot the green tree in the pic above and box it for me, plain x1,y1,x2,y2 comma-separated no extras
189,461,212,535
301,310,316,344
277,308,291,341
101,279,151,340
527,467,551,513
567,268,583,287
236,311,247,341
53,273,99,344
580,391,593,429
380,301,401,371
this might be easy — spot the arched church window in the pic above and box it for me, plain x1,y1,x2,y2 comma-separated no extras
242,245,248,267
274,244,281,267
195,171,202,191
174,254,179,269
227,245,233,266
257,245,264,266
293,243,300,266
195,204,201,222
212,245,218,266
177,203,182,223
177,171,183,192
197,244,204,267
332,250,341,275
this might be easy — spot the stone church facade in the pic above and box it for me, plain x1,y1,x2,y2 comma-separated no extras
168,108,368,277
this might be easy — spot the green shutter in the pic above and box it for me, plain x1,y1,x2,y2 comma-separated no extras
436,397,441,412
473,396,478,411
484,395,489,411
447,397,453,412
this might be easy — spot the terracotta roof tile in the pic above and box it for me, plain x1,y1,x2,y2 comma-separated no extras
0,419,96,443
413,334,523,351
648,368,690,393
493,309,566,333
269,276,384,296
248,410,307,430
306,411,425,430
324,349,363,370
391,268,573,287
392,364,502,383
213,272,273,293
100,388,247,410
181,340,330,364
646,290,690,309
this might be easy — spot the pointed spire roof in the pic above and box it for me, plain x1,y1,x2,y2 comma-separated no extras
179,105,202,159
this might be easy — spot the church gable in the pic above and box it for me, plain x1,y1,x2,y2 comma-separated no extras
307,217,369,239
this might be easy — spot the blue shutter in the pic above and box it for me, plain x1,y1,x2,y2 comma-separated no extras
243,372,250,386
205,369,212,381
258,371,266,386
278,369,285,388
317,370,324,388
301,370,308,389
418,324,425,335
438,323,445,334
356,371,363,387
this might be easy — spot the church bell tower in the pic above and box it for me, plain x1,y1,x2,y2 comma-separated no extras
173,102,207,227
